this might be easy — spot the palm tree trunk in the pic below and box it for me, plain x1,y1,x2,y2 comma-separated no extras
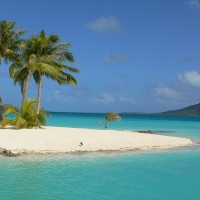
22,69,31,102
36,74,42,114
105,121,108,130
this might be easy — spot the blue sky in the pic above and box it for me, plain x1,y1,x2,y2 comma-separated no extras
1,0,200,113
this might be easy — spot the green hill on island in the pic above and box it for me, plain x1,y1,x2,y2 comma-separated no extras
160,103,200,116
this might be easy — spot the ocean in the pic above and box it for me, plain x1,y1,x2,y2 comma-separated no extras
0,113,200,200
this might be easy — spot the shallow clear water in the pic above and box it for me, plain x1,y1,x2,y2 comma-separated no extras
1,113,200,199
47,113,200,141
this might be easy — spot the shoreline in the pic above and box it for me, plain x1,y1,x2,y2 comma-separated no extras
0,126,195,156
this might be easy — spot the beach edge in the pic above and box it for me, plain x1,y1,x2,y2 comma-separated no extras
0,126,195,157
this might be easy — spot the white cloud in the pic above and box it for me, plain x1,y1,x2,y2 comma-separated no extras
103,54,132,63
178,71,200,87
92,93,115,104
145,71,200,109
155,86,179,99
87,16,121,33
189,0,200,9
119,96,135,104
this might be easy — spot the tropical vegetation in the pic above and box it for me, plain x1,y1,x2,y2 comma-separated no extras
0,20,26,112
1,99,49,129
0,20,26,64
105,112,121,130
10,30,79,113
0,20,79,128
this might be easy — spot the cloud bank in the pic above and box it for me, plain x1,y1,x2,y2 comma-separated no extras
178,71,200,87
155,86,179,99
145,70,200,111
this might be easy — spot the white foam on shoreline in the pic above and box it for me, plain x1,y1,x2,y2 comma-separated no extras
0,126,194,155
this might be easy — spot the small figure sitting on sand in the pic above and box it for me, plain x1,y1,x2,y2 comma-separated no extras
79,142,83,146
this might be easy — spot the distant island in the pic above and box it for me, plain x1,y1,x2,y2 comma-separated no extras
159,103,200,116
120,102,200,116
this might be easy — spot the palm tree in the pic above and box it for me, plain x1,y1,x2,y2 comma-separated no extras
0,20,26,65
9,36,44,102
9,30,79,113
33,62,78,113
0,20,26,104
1,99,49,129
105,112,121,130
32,30,79,113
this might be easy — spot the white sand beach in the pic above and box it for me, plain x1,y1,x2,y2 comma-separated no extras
0,126,194,155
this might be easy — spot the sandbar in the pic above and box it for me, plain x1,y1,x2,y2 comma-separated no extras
0,126,194,156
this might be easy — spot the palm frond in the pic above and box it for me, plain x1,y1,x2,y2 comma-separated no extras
51,62,79,72
14,116,27,129
2,99,48,129
9,60,25,79
1,119,14,128
20,99,37,116
13,67,28,90
36,107,49,126
3,105,18,118
0,20,27,64
8,29,79,112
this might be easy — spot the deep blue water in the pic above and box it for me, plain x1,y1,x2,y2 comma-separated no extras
1,113,200,200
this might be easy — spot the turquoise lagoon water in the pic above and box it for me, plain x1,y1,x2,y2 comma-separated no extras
0,113,200,200
47,113,200,141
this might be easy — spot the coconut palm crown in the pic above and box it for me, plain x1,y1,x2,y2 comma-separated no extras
9,30,79,113
105,112,121,130
0,20,26,105
1,99,49,129
0,20,26,65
